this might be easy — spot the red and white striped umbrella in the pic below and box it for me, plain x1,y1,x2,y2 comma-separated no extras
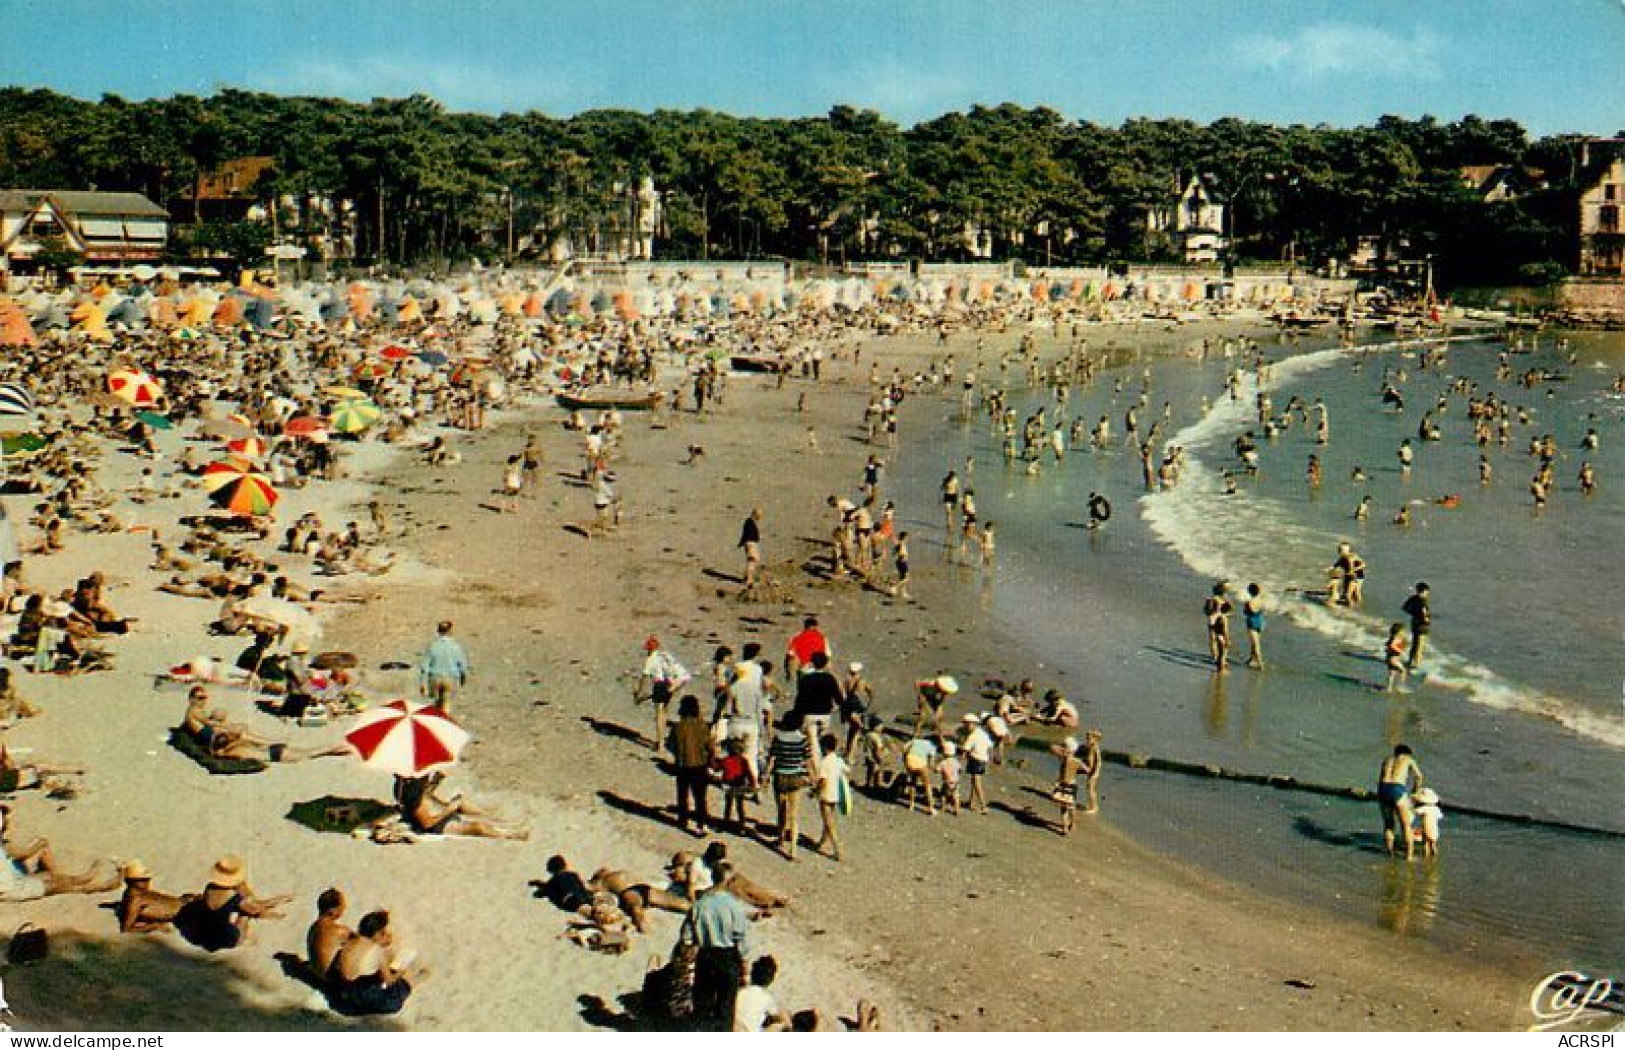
344,700,468,776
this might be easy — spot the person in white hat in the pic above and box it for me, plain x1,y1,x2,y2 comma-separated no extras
959,713,993,814
1411,787,1443,858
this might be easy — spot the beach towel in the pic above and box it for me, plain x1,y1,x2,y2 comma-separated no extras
836,773,853,816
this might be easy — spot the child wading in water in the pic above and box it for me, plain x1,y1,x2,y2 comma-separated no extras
1383,624,1408,692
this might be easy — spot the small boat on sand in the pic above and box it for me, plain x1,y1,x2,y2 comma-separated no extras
555,388,664,411
729,354,786,373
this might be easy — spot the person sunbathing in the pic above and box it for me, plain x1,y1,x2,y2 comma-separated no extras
700,841,789,914
305,887,353,978
114,860,191,933
171,855,291,952
392,772,528,840
0,802,118,901
326,910,421,1015
586,868,691,932
180,687,347,765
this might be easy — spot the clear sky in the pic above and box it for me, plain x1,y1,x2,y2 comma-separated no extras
4,0,1623,135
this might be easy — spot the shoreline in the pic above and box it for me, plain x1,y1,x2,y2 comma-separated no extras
318,317,1536,1029
0,310,1548,1030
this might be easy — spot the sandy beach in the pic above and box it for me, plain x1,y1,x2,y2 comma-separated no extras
0,298,1552,1031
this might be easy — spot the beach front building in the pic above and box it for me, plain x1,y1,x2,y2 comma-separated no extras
0,189,169,272
1577,145,1625,277
1458,164,1546,204
1146,175,1227,264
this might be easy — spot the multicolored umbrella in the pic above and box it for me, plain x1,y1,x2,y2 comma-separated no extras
329,399,381,435
107,368,164,407
353,360,392,381
0,383,34,417
345,700,469,777
205,465,279,517
226,436,268,458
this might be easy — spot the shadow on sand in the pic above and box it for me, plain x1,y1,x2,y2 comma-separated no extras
8,930,401,1031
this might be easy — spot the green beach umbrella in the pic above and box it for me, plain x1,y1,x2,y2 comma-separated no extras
136,410,174,430
329,399,382,435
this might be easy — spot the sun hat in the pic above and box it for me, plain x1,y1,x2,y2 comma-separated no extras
667,851,693,871
935,675,959,694
209,855,247,888
961,712,980,724
848,662,863,673
122,860,153,881
1414,787,1439,805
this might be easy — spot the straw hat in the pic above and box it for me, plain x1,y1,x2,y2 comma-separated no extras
667,851,693,871
122,860,153,881
848,662,863,673
935,675,959,694
209,855,247,888
961,712,981,724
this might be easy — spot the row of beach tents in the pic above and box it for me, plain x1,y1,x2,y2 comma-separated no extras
0,273,1308,346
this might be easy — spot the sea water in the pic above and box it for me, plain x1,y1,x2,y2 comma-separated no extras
886,324,1625,974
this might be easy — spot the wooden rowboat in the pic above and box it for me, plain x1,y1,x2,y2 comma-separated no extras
555,388,664,411
729,354,786,373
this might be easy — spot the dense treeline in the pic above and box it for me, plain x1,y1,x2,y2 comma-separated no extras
0,87,1599,285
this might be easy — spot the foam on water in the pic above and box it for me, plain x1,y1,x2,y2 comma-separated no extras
1142,337,1625,751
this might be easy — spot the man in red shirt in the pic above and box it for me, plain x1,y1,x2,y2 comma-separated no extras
784,616,830,678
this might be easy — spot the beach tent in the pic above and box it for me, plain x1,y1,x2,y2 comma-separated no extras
244,296,275,329
347,283,374,321
70,300,112,343
213,295,245,327
521,291,545,318
0,302,37,348
105,295,148,328
397,296,423,324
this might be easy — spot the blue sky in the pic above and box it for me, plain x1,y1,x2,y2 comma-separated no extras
4,0,1623,134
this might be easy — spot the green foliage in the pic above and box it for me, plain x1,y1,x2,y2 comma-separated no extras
0,88,1586,281
30,234,82,280
178,221,272,267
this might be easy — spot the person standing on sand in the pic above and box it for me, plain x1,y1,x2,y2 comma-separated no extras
687,862,751,1026
1242,583,1265,669
940,470,961,537
960,713,993,814
1050,737,1085,835
784,616,830,679
1078,729,1104,814
892,531,912,599
636,636,690,758
1401,582,1431,672
418,621,468,712
813,733,849,861
1378,744,1425,859
1204,582,1233,672
764,714,812,861
672,695,715,837
738,508,762,590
